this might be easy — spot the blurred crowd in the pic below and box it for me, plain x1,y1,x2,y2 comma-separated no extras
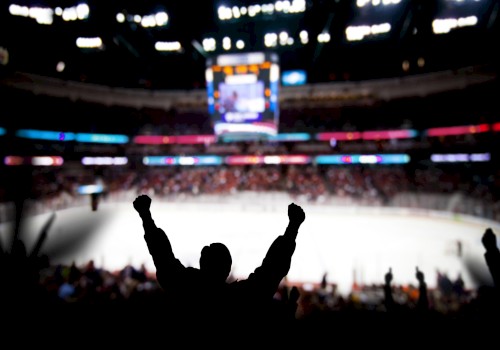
10,164,499,222
0,251,496,327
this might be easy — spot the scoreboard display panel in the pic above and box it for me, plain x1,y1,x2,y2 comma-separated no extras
206,52,279,141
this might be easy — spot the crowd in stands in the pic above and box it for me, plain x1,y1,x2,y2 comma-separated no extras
0,237,497,331
7,163,498,222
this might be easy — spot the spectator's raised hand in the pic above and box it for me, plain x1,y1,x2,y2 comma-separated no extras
133,195,152,216
288,203,305,226
385,267,393,285
482,228,497,252
416,266,425,283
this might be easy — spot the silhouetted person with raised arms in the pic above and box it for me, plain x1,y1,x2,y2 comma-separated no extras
133,194,306,336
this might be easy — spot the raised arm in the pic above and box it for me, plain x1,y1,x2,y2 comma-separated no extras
133,195,181,287
482,228,500,288
284,203,306,241
384,267,395,312
133,195,157,234
247,203,306,296
415,266,429,311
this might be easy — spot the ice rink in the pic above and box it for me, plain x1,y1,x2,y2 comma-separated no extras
3,198,500,295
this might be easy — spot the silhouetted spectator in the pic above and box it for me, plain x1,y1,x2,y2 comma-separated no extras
416,267,429,311
383,267,395,312
453,273,465,296
482,228,500,288
133,194,306,334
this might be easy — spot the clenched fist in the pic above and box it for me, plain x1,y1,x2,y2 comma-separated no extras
288,203,305,226
134,194,152,215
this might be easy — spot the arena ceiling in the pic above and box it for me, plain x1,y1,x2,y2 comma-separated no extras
0,0,498,89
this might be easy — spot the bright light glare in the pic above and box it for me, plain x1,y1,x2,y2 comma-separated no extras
76,37,103,48
432,16,478,34
222,37,231,50
155,12,168,26
76,3,90,20
116,12,125,23
346,23,391,41
236,40,245,49
317,32,331,43
203,38,216,52
155,41,182,52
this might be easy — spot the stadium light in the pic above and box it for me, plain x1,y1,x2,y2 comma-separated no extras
218,6,232,20
432,16,478,34
222,37,231,50
219,1,304,20
236,40,245,49
279,31,289,45
9,4,29,17
117,10,168,27
155,12,168,26
155,41,182,52
265,33,278,47
346,23,391,41
76,37,103,49
289,0,306,13
357,0,401,7
262,4,275,14
317,33,330,43
116,12,125,23
10,4,53,25
141,15,156,28
232,6,241,18
30,7,54,24
76,3,90,20
62,7,77,21
300,30,309,44
203,38,216,52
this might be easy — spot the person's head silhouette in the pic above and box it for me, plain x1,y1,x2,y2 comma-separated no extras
200,242,232,283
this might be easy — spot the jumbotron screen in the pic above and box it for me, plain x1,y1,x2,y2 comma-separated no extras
206,52,279,141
